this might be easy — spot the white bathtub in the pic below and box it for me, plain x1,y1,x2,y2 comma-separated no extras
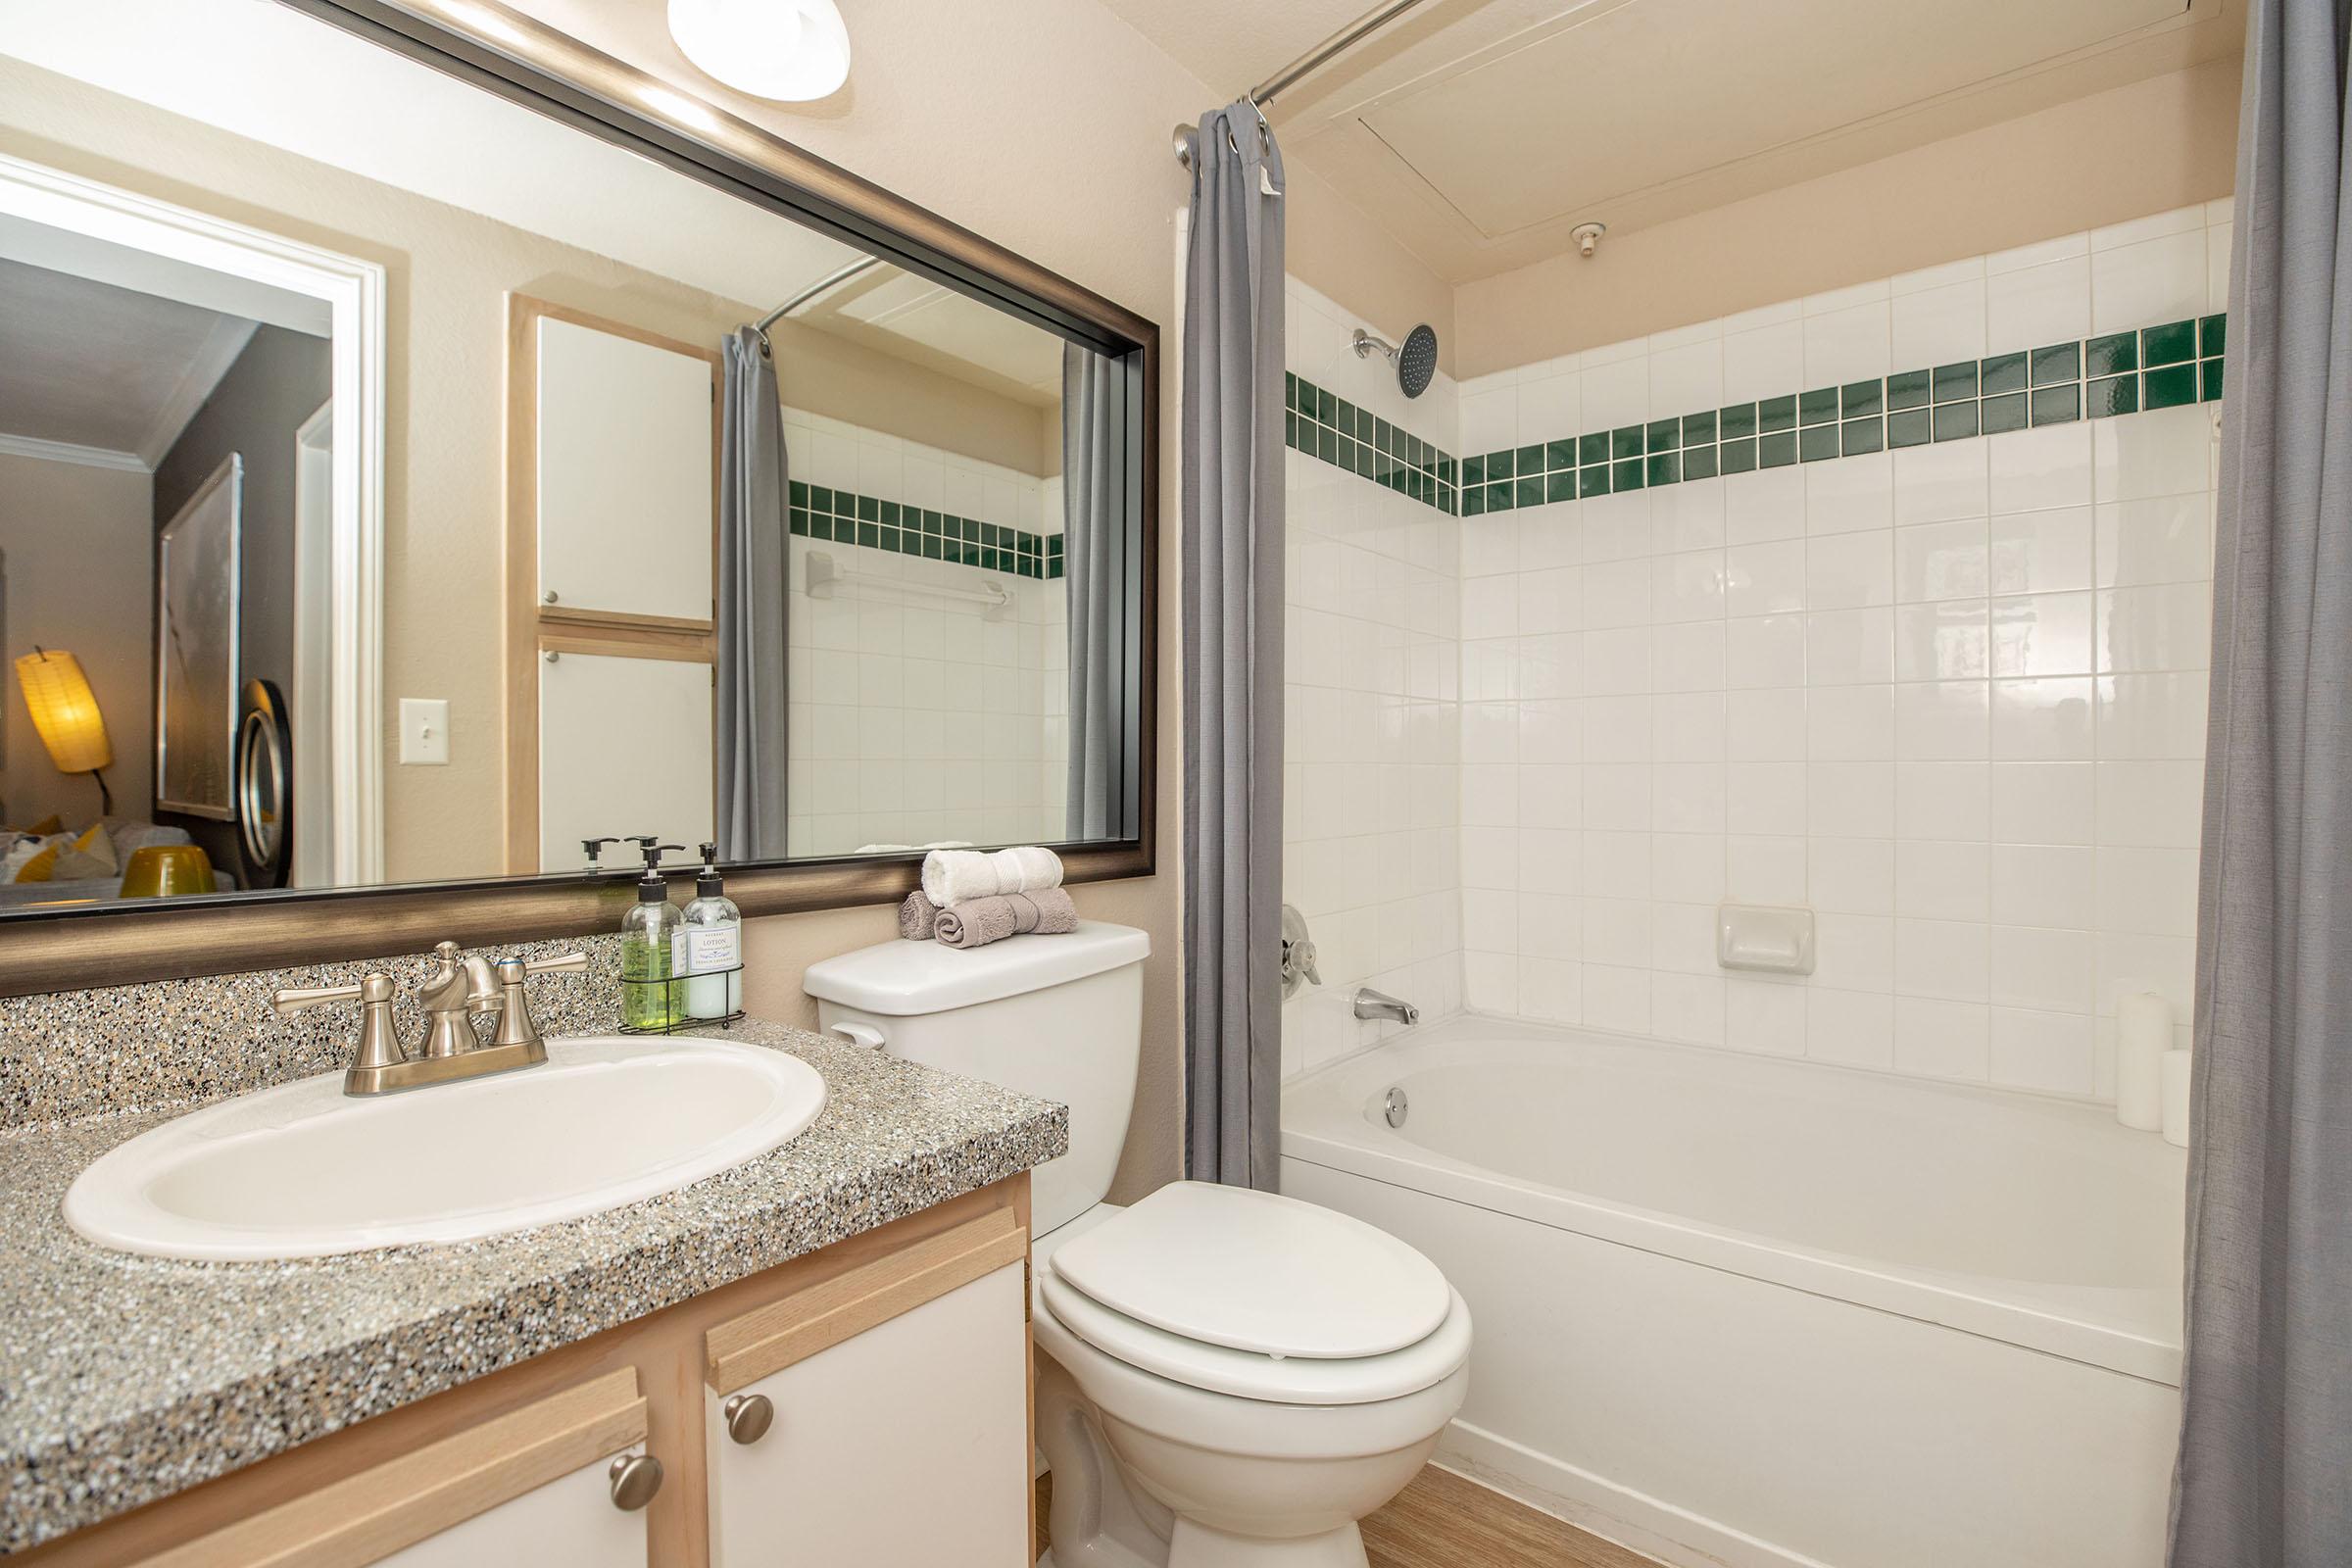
1280,1017,2186,1568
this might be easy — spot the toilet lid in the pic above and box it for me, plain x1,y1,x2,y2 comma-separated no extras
1046,1181,1453,1359
1040,1270,1473,1405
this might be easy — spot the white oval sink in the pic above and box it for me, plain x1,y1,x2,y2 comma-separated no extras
64,1036,827,1261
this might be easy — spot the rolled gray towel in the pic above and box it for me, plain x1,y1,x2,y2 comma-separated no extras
899,890,939,940
933,888,1078,949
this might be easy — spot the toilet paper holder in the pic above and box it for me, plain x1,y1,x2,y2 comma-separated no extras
1716,905,1816,975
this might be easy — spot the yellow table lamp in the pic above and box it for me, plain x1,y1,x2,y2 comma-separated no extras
14,647,114,814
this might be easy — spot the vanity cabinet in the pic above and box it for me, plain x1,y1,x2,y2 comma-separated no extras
704,1210,1031,1566
24,1178,1031,1568
102,1370,655,1568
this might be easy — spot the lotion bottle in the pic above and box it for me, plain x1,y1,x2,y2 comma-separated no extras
681,841,742,1020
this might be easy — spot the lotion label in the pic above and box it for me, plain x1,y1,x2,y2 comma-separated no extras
683,925,741,973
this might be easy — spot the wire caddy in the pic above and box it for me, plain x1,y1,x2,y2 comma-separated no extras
618,963,746,1036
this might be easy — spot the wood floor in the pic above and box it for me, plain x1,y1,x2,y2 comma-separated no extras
1035,1462,1660,1567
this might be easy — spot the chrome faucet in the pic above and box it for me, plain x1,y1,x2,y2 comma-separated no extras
272,942,589,1096
1351,987,1420,1026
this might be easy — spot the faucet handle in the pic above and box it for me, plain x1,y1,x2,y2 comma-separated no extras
489,952,586,1052
272,972,403,1077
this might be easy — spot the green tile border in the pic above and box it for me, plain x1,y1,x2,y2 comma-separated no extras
1285,372,1458,515
1443,314,2226,515
1277,314,2227,517
787,481,1059,579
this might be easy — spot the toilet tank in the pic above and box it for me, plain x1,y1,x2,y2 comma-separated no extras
803,920,1150,1236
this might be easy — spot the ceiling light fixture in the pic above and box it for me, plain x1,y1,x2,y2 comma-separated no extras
666,0,852,103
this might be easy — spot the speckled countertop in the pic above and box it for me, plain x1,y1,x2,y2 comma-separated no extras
0,1018,1067,1552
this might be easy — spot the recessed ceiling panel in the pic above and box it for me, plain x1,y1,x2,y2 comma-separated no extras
1363,0,2190,238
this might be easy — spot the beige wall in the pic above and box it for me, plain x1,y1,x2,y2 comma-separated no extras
1454,59,2242,378
0,452,152,830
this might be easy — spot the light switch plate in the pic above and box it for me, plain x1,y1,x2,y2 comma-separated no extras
399,698,450,765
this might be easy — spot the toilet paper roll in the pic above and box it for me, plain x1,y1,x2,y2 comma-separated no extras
2161,1050,2191,1148
2116,992,2171,1132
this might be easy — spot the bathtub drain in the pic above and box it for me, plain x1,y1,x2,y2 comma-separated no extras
1383,1087,1408,1128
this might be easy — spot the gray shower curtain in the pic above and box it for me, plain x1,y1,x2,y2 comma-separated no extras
1182,103,1285,1190
715,325,789,862
1063,342,1120,841
2170,3,2352,1562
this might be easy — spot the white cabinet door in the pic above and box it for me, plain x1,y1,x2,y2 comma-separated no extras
373,1446,651,1568
535,315,712,622
539,651,712,870
708,1260,1029,1568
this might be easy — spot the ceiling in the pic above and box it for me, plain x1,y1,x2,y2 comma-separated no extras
1105,0,2244,283
0,257,255,468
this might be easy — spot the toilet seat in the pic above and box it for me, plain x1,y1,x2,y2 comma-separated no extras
1048,1181,1453,1358
1039,1268,1472,1406
1035,1182,1470,1407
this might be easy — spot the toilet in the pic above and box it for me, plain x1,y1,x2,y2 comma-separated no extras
805,920,1472,1568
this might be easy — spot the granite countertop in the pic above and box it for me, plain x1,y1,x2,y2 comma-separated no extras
0,1019,1067,1552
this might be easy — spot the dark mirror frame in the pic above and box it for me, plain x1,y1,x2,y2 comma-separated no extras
0,0,1157,998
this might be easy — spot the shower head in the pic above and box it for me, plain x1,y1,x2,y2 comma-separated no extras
1351,323,1439,399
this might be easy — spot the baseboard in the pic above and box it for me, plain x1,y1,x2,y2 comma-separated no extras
1437,1419,1837,1568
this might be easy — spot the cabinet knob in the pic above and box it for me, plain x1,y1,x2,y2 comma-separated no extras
608,1451,663,1511
723,1393,775,1445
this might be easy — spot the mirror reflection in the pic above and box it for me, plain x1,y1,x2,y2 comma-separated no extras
0,0,1139,912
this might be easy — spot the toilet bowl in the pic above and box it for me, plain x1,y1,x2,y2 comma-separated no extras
1030,1186,1471,1568
801,924,1472,1568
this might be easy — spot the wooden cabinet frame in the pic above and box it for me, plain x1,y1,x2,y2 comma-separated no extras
22,1175,1030,1568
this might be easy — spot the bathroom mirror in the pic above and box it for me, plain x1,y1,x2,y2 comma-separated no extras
0,0,1154,989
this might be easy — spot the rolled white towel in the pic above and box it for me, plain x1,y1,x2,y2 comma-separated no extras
922,845,1063,908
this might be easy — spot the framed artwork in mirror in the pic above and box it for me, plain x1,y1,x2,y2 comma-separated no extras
155,454,243,822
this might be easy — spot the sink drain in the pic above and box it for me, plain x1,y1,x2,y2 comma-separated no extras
1383,1087,1408,1128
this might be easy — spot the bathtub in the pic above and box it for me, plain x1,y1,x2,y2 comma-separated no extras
1280,1017,2186,1568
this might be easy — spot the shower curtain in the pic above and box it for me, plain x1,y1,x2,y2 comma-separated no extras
715,325,790,862
1181,102,1285,1190
2170,2,2352,1562
1063,341,1120,842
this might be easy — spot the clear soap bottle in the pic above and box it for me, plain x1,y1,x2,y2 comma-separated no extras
680,841,742,1021
620,840,684,1031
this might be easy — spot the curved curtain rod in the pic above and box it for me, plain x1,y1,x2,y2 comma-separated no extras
1250,0,1432,109
1173,0,1432,170
754,254,888,338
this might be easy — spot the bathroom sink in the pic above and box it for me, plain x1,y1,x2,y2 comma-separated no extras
63,1036,827,1261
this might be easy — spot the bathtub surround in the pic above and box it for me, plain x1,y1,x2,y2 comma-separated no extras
1280,275,1465,1078
782,409,1066,856
2173,7,2352,1564
1452,208,2228,1102
1181,101,1287,1190
717,323,791,862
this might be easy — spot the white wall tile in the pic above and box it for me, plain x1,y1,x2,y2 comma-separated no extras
1381,211,2219,1102
1986,254,2090,347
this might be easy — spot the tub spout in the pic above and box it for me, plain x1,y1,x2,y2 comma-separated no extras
1352,987,1419,1025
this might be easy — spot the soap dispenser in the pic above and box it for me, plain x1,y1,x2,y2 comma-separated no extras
680,841,742,1021
620,839,685,1031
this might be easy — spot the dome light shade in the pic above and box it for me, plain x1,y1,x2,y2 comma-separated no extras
15,648,112,775
667,0,851,102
